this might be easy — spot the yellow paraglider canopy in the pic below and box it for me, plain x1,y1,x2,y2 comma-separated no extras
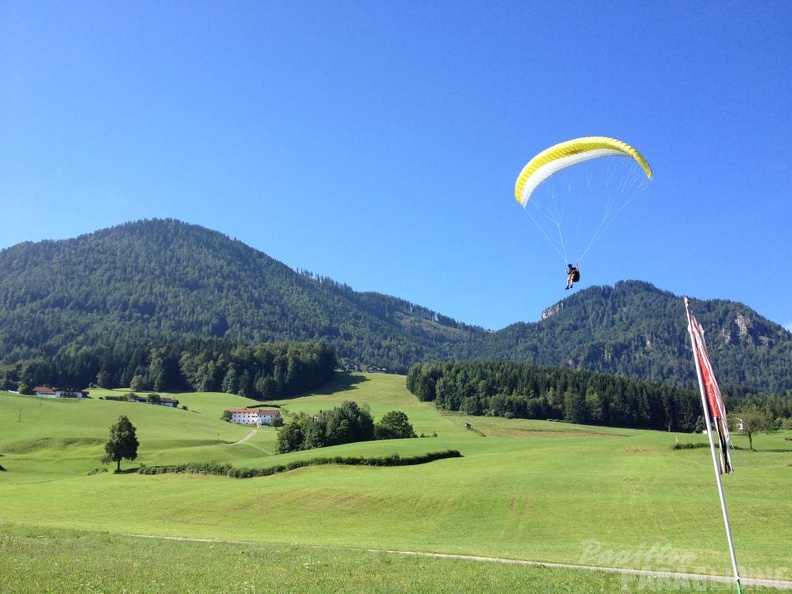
515,136,652,207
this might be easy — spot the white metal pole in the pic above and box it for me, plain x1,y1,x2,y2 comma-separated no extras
684,297,742,593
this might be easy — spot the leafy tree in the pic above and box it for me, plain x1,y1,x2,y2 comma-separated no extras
375,411,417,440
276,403,375,453
585,389,605,423
149,348,183,392
276,413,309,453
146,393,161,404
323,401,374,447
130,374,148,392
96,369,114,389
221,409,232,422
732,404,774,451
102,415,139,472
221,364,239,395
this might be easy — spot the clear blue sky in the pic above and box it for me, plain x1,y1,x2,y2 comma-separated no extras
2,2,790,331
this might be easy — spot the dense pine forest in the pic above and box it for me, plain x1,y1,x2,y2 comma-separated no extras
407,361,703,431
13,339,336,400
407,361,792,430
1,219,791,399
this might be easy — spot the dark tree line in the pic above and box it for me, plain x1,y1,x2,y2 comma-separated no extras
406,361,704,432
178,341,337,398
0,338,337,400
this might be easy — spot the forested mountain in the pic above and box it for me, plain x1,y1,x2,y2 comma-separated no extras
0,219,790,396
0,219,484,388
480,281,792,396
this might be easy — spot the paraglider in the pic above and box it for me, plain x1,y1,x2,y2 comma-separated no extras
565,264,580,290
514,136,652,288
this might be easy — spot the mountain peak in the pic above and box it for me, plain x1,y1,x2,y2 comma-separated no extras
0,220,790,394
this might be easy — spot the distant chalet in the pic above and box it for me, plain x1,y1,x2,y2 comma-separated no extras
229,408,281,426
103,394,181,407
32,386,87,399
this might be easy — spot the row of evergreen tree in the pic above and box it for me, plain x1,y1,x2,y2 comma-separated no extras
0,338,336,400
406,361,704,432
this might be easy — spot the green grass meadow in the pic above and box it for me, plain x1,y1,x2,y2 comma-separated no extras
1,373,790,592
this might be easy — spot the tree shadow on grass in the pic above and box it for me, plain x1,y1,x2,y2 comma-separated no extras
311,372,369,396
254,373,370,404
113,467,140,475
278,371,369,400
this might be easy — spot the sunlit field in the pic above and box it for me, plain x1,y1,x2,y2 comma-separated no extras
1,373,790,592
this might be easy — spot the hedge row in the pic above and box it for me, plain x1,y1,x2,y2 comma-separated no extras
672,442,710,450
137,450,462,479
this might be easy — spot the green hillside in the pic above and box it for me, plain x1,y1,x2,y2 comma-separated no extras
0,219,483,381
1,373,790,589
1,219,791,395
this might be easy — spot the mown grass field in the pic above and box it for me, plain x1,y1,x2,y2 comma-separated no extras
3,524,783,594
1,373,790,592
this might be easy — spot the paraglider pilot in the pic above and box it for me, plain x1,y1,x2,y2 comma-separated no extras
565,264,580,290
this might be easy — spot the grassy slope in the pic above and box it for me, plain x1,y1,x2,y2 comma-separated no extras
1,373,790,582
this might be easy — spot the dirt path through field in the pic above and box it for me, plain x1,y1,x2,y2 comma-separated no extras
230,429,256,445
374,549,792,590
124,534,792,590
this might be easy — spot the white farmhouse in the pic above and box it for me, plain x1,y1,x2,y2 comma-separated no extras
32,386,86,399
229,408,281,426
